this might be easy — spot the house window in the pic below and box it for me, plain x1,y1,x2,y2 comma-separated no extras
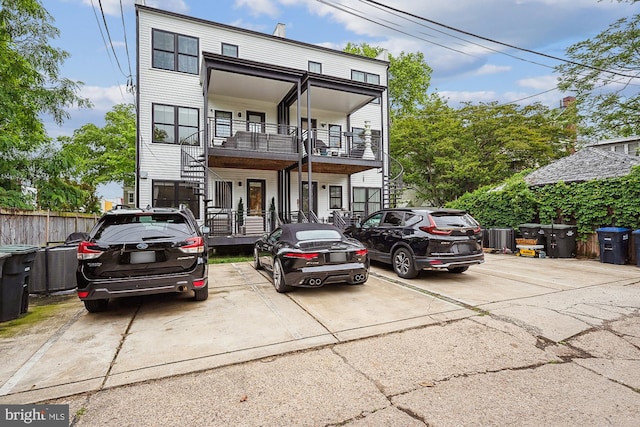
152,181,200,217
329,124,342,148
222,43,238,57
215,181,232,209
329,186,342,209
153,104,199,145
215,110,232,137
353,187,380,218
127,192,134,204
152,29,198,74
308,61,322,73
351,70,379,84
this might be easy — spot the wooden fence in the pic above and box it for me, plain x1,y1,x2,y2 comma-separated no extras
0,209,98,247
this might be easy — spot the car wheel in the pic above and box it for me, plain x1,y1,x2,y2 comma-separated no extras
447,266,469,274
253,247,262,270
194,285,209,301
273,259,292,293
392,247,419,279
83,299,108,313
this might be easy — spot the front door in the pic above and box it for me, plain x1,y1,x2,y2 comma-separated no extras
247,111,265,133
247,179,266,217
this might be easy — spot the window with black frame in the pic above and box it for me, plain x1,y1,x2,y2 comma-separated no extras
152,181,200,218
329,186,342,209
152,29,198,74
152,104,199,145
215,110,232,138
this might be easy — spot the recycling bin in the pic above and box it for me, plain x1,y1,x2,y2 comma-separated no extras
596,227,631,265
541,224,577,258
633,230,640,267
0,245,39,321
488,228,516,252
29,244,79,294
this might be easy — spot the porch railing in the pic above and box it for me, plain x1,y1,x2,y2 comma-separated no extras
208,118,382,161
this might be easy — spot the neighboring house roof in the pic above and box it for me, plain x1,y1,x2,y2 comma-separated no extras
524,147,640,186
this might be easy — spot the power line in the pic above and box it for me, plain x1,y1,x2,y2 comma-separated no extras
90,0,126,101
96,0,128,79
119,0,135,95
361,0,639,80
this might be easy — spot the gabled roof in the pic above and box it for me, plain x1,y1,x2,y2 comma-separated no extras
524,147,640,186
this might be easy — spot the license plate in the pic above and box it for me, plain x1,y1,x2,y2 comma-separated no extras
330,252,347,262
130,251,156,264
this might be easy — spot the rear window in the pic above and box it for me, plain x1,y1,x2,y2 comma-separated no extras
295,229,342,241
93,214,194,242
430,212,478,228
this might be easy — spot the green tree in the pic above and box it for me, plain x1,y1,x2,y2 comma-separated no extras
344,42,432,118
0,0,90,209
59,104,136,188
556,2,640,139
395,100,573,205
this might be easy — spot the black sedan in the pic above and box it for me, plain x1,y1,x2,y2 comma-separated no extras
253,223,369,292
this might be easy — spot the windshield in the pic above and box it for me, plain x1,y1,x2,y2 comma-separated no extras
295,229,342,241
93,214,193,242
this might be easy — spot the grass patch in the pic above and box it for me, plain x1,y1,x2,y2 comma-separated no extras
0,296,76,338
209,255,253,264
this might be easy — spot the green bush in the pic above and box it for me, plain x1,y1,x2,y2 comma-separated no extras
447,166,640,240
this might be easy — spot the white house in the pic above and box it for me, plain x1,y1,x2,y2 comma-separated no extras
136,5,394,246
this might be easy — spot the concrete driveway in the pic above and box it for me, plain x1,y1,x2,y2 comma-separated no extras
1,254,639,425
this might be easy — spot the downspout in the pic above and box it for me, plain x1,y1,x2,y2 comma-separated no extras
346,113,352,212
135,8,141,208
384,64,391,208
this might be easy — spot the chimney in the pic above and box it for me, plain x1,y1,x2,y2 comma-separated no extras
273,23,286,38
561,96,575,109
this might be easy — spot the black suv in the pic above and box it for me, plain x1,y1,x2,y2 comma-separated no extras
76,206,209,312
346,208,484,279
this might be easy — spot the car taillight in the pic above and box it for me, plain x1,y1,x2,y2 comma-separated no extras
193,280,206,288
179,237,205,254
419,225,452,236
356,248,368,256
283,252,319,260
77,241,103,260
77,291,89,299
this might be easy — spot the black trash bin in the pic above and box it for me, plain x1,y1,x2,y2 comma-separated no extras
518,223,545,247
0,245,39,322
541,224,577,258
596,227,631,265
633,230,640,267
29,244,79,294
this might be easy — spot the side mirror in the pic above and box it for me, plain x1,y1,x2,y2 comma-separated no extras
200,225,210,234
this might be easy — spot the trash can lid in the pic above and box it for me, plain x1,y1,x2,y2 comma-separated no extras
518,223,542,228
0,252,10,260
0,244,40,254
540,224,577,229
633,229,640,235
596,227,631,233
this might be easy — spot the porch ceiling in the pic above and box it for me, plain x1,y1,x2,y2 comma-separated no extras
208,70,375,115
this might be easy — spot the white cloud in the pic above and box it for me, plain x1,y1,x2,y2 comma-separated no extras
79,85,135,112
234,0,280,18
475,64,511,76
518,75,558,91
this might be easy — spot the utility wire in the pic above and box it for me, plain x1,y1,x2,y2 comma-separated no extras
361,0,639,80
90,0,126,101
97,0,128,79
119,0,135,95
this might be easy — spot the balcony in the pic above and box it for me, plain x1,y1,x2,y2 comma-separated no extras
207,118,383,174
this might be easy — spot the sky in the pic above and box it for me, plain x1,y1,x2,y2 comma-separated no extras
44,0,638,198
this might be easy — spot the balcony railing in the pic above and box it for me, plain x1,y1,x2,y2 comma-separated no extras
208,118,382,161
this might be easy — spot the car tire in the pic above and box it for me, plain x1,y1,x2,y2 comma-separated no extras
194,285,209,301
83,299,108,313
392,247,419,279
447,266,469,274
253,247,262,270
273,259,293,293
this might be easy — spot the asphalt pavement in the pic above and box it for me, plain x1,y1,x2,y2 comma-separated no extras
1,253,639,426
